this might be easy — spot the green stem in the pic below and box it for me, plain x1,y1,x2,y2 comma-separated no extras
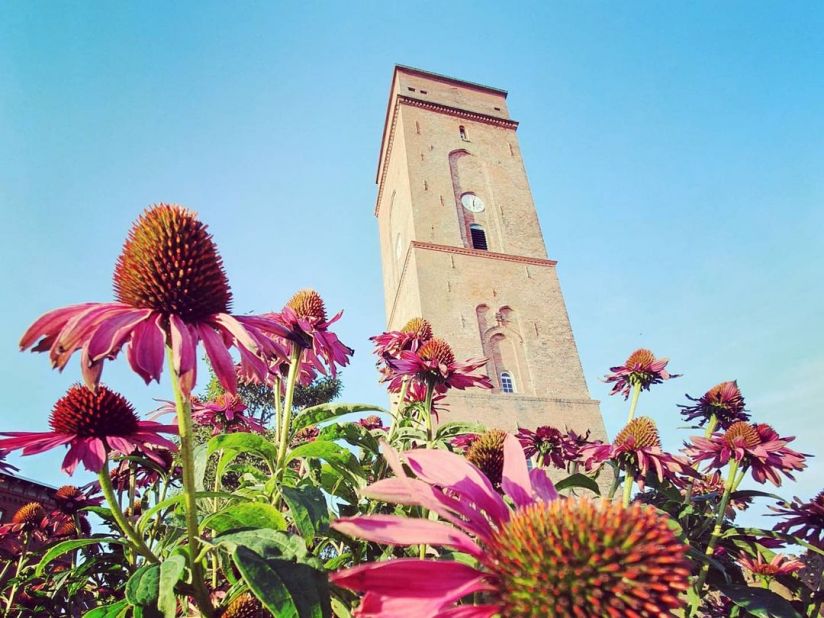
622,468,634,506
627,380,642,423
273,375,283,445
275,345,302,478
98,460,158,564
165,346,213,616
4,533,30,615
684,414,719,504
607,465,622,500
423,378,435,444
689,458,740,616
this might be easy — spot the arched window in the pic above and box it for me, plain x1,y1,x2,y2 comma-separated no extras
500,371,515,394
459,125,467,141
469,224,488,250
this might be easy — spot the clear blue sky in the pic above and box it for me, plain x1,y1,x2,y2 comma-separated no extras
1,3,822,524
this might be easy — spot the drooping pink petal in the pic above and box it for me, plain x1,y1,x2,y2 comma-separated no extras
213,313,260,354
127,313,165,384
331,559,486,599
436,606,500,618
332,516,482,558
501,433,534,508
87,309,152,361
19,303,98,351
199,324,237,394
404,449,509,526
529,468,559,501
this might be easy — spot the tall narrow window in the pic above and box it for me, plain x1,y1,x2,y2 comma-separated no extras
470,224,488,250
459,125,467,140
500,371,515,393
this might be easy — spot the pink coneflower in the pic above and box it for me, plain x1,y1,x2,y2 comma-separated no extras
686,421,807,486
403,380,448,417
358,415,385,432
330,435,689,617
465,429,507,490
4,502,52,544
0,385,177,475
516,425,590,470
268,289,353,379
738,552,804,578
390,337,492,394
291,425,320,447
771,491,824,549
19,204,288,396
582,417,694,488
53,484,101,515
688,471,751,517
108,447,179,492
222,592,268,618
52,513,91,539
603,348,679,399
371,317,433,381
679,381,749,430
191,393,264,436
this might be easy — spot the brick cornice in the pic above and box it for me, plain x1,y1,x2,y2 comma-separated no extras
411,241,558,267
374,96,519,217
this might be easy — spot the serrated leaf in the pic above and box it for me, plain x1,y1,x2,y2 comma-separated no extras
158,554,186,618
718,583,803,618
292,403,386,432
319,423,380,455
216,528,308,560
554,473,600,495
208,431,278,462
281,485,329,540
126,564,160,607
202,502,287,533
287,440,360,475
36,537,121,576
233,546,299,618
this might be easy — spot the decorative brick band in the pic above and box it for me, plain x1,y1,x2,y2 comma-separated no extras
411,241,558,267
374,96,519,216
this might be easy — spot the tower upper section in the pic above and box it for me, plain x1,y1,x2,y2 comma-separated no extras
375,66,552,319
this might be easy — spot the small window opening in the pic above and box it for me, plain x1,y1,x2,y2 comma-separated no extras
470,224,488,251
420,89,428,94
494,106,501,111
459,125,467,141
415,121,420,134
500,372,515,393
408,87,416,92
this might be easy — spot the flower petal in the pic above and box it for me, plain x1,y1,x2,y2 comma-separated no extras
199,324,238,394
331,558,486,598
501,433,534,508
332,515,482,558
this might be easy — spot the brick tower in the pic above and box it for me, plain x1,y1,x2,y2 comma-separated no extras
375,65,607,440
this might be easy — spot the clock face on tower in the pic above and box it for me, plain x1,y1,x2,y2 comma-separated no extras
461,192,485,213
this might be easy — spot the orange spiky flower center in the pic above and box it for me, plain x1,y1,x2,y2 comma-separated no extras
488,500,690,617
287,289,327,322
418,338,455,366
615,417,661,450
49,385,139,438
54,485,85,513
401,317,433,342
12,502,46,528
625,348,656,369
222,592,269,618
466,429,507,489
114,204,232,321
724,422,761,449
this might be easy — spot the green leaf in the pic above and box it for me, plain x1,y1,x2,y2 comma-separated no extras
36,537,122,576
137,490,242,532
208,431,278,461
554,473,600,495
718,583,803,618
435,421,484,440
281,485,330,539
287,440,359,472
266,558,330,618
215,528,308,560
233,546,299,618
319,423,380,455
202,501,287,534
126,564,160,607
292,403,386,432
82,600,129,618
731,489,785,502
193,442,209,492
158,554,186,618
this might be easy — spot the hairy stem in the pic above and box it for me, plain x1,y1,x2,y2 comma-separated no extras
423,378,435,444
622,467,634,506
166,346,213,616
275,345,302,478
627,380,642,423
98,460,158,564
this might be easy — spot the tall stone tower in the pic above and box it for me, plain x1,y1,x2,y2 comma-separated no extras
375,65,607,439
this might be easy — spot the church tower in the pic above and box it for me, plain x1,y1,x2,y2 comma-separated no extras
375,65,607,439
